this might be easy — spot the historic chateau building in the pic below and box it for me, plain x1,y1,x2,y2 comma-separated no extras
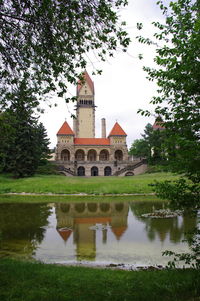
55,71,147,176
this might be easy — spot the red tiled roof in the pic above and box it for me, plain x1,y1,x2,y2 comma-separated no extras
57,228,72,242
108,122,127,137
57,121,74,135
112,226,127,240
77,71,94,94
74,138,110,145
152,121,165,130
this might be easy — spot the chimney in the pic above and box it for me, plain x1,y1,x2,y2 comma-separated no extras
101,118,106,138
73,117,77,137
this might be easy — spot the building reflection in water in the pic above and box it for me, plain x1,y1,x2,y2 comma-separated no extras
55,202,129,261
0,202,197,264
55,201,197,262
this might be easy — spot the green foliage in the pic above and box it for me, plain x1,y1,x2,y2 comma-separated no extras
137,0,200,268
36,161,57,175
163,228,200,269
154,178,200,210
129,138,149,158
0,111,16,172
129,123,167,164
155,178,200,268
146,164,170,173
0,79,50,178
137,0,200,180
0,0,130,107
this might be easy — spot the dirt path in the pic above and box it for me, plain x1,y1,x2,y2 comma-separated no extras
3,192,156,196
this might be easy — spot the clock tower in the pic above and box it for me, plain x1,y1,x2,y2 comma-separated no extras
74,71,95,138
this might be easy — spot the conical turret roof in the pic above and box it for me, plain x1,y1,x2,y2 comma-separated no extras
57,121,74,135
112,226,127,241
108,122,127,137
77,71,94,94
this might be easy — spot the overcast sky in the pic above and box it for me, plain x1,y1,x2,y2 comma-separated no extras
40,0,168,149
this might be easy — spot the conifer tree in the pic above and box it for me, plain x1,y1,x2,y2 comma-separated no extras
0,78,50,177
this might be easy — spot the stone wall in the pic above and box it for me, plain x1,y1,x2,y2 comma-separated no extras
54,159,147,177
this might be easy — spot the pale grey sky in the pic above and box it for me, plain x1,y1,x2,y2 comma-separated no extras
40,0,168,148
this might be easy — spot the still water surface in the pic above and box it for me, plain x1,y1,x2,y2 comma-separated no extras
0,201,197,267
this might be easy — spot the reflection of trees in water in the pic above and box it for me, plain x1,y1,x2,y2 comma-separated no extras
146,215,197,243
129,201,163,220
129,202,197,244
0,204,51,253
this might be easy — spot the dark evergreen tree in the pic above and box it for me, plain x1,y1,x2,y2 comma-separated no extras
35,122,51,164
0,111,16,172
1,78,50,177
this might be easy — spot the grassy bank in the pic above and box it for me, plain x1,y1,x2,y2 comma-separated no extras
0,194,162,203
0,259,199,301
0,172,178,195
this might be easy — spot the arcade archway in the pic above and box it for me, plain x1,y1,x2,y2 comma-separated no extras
61,149,70,161
104,166,112,176
114,150,123,161
87,149,97,161
99,149,109,161
75,149,85,161
77,166,85,176
91,166,98,176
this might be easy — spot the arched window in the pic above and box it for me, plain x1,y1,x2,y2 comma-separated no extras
75,149,85,161
60,204,70,213
91,166,98,176
100,203,110,212
99,149,109,161
115,150,123,161
104,166,112,176
115,203,124,212
77,166,85,176
87,149,97,161
61,149,70,161
75,203,85,213
87,203,97,212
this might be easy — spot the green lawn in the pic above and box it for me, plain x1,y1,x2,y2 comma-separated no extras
0,172,179,195
0,259,199,301
0,194,162,204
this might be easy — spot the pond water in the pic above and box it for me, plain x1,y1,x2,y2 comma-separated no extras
0,201,197,267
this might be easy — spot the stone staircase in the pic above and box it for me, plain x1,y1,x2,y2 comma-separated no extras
57,166,76,176
113,159,147,176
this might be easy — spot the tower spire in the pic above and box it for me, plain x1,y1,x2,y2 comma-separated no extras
76,71,95,138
